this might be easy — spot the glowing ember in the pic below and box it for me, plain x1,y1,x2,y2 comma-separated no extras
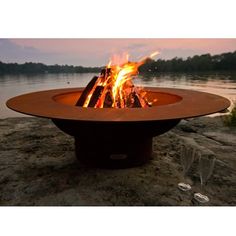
77,52,159,108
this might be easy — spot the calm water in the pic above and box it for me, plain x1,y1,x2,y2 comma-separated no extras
1,72,236,118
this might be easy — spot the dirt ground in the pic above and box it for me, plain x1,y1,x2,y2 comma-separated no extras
0,116,235,206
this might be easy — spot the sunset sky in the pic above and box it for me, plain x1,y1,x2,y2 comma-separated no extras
0,39,236,66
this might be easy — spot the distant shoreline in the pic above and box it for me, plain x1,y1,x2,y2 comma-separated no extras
0,70,236,77
1,51,235,75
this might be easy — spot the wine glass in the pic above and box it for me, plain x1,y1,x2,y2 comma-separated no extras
194,152,216,203
178,144,195,191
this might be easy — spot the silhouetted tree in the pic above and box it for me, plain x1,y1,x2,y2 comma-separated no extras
0,51,235,75
139,51,236,73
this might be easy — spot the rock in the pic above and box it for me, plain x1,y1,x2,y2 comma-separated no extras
179,136,215,156
0,117,235,206
177,121,197,133
203,132,236,146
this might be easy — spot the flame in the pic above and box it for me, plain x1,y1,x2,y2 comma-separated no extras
150,51,159,58
82,52,159,108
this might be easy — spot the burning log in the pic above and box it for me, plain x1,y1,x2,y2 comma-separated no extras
76,73,150,108
76,69,112,108
75,54,155,108
76,76,99,106
129,92,142,108
88,86,104,107
103,91,113,108
100,67,112,78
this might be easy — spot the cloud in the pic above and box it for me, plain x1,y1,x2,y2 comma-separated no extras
159,48,205,60
0,39,111,66
125,43,147,50
0,39,61,64
0,39,40,60
2,39,236,66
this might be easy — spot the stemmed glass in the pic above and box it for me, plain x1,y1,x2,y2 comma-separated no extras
194,153,216,203
178,144,195,191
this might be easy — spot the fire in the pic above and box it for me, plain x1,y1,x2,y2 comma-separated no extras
79,51,159,108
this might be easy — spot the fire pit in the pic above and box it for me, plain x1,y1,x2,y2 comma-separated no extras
5,53,231,168
6,87,230,168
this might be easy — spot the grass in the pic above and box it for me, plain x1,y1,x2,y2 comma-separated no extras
224,101,236,126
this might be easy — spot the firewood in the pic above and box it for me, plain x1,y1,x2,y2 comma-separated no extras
103,91,113,108
76,76,99,106
88,86,104,107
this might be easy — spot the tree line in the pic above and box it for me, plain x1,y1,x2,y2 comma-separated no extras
0,51,235,75
0,62,102,74
139,51,236,73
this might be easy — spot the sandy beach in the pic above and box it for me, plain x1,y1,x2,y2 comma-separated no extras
0,116,235,206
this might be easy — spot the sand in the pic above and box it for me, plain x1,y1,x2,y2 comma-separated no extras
0,116,235,206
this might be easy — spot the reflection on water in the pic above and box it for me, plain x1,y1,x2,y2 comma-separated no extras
1,72,236,118
136,72,236,102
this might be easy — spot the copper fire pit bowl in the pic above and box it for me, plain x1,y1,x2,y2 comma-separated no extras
6,87,230,168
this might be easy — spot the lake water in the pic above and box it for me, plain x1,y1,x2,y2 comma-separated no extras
1,72,236,118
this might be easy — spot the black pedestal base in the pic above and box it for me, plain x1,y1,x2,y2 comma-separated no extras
74,137,152,168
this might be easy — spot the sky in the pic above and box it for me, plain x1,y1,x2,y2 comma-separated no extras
0,39,236,67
